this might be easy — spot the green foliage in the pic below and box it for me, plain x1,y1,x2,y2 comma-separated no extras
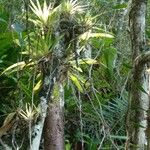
101,46,117,79
113,3,127,9
0,0,132,149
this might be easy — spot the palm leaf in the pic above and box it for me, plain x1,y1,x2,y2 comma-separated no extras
1,61,26,75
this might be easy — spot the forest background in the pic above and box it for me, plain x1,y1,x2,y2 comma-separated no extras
0,0,150,149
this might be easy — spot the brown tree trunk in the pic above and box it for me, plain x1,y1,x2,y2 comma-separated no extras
126,0,149,149
44,100,64,150
42,30,67,149
43,57,66,150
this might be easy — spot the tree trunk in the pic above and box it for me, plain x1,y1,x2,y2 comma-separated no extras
42,29,67,149
44,103,64,150
31,38,66,150
126,0,149,149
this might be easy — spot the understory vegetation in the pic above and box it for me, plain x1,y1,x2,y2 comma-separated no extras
0,0,150,149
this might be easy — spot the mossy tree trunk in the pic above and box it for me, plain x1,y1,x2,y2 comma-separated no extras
41,39,67,150
31,54,66,150
126,0,149,149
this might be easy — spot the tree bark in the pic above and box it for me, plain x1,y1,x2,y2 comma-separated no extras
126,0,149,149
42,29,67,150
44,104,64,150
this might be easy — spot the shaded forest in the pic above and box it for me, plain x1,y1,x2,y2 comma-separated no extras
0,0,150,149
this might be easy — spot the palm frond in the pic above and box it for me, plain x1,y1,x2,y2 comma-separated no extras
30,0,52,25
61,0,86,16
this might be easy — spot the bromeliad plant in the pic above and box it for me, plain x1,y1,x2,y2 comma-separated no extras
2,0,114,94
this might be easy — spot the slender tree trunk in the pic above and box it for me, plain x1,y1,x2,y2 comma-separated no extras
43,29,67,149
44,104,64,150
44,83,64,150
126,0,149,149
31,36,67,150
31,55,59,150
